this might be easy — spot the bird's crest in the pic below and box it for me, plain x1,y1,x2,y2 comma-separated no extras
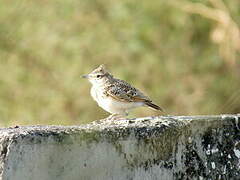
92,64,108,75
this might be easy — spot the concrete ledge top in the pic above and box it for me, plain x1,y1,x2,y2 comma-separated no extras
0,114,239,151
1,114,239,133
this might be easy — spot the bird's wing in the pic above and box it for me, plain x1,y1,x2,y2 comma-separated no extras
105,79,151,103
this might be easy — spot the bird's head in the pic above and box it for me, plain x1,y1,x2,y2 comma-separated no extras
82,64,113,86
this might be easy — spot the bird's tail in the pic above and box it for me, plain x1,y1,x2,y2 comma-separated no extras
145,101,163,111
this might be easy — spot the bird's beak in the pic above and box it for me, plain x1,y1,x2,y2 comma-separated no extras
81,74,89,79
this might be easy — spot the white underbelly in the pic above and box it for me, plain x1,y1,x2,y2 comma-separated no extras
90,87,143,114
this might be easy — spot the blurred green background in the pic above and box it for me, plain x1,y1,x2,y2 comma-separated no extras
0,0,240,126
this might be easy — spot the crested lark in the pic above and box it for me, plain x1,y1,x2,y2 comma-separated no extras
82,65,163,119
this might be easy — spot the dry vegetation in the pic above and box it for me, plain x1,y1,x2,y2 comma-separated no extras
0,0,239,126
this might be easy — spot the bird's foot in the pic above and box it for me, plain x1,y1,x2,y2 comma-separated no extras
105,114,122,121
104,113,129,124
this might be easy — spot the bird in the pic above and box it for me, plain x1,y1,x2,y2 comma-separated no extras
82,64,163,119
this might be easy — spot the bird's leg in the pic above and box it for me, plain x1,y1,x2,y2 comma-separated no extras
106,111,129,121
106,114,126,121
106,114,119,120
113,112,129,121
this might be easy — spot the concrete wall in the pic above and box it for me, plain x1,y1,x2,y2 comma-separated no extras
0,115,239,180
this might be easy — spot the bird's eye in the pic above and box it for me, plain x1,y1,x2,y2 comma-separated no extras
96,75,101,78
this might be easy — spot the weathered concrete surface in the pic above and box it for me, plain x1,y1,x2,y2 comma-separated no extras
0,115,239,180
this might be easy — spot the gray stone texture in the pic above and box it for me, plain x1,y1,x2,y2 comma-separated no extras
0,115,239,180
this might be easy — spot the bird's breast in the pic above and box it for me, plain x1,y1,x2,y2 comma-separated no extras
90,87,103,102
90,86,143,114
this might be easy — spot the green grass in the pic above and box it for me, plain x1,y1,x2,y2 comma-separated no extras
0,0,239,126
